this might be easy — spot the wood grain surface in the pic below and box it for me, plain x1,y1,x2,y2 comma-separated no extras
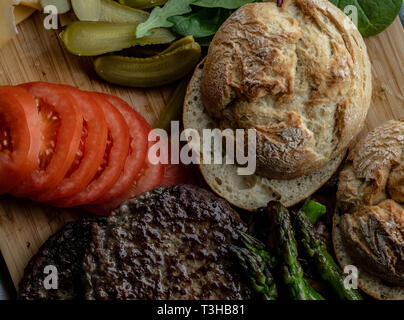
0,12,403,288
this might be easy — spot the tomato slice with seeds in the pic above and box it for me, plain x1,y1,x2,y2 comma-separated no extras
33,85,108,202
86,139,165,215
0,86,41,194
90,93,149,204
10,82,83,197
52,92,130,208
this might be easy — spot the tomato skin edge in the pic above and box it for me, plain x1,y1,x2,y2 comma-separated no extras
32,85,109,202
51,92,130,208
85,139,166,215
0,86,41,193
11,82,84,197
90,93,149,204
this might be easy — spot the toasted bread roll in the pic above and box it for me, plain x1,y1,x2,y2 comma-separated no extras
201,0,372,179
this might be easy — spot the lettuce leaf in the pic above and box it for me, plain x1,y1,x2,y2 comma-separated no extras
136,0,193,38
169,7,233,38
136,0,261,38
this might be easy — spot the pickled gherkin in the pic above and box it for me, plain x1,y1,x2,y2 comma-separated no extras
71,0,149,23
100,0,149,23
94,41,201,87
71,0,100,21
62,21,176,56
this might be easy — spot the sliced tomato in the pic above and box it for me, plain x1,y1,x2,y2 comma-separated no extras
0,86,41,194
52,92,130,208
90,93,149,204
11,82,83,197
86,140,165,215
33,85,108,202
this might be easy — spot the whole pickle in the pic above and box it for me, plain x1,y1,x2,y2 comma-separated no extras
62,21,176,56
94,42,201,87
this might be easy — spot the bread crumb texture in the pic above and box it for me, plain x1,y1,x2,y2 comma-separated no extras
202,0,372,179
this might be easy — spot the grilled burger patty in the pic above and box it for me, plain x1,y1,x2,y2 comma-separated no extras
18,218,105,300
83,184,252,300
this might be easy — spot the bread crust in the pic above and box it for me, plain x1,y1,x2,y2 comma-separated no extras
202,0,372,179
337,120,404,212
184,60,345,211
335,120,404,292
333,212,404,300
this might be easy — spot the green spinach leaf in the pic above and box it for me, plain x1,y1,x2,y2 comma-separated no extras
136,0,261,38
169,7,233,38
192,0,259,9
329,0,402,37
136,0,194,38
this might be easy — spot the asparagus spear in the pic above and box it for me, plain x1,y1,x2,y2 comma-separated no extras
303,279,325,300
269,202,324,300
229,245,278,300
238,231,271,262
295,209,363,300
229,232,278,300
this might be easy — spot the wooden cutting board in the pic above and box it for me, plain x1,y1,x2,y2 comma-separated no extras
0,12,403,289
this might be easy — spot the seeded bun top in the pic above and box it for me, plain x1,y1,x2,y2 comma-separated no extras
201,0,372,179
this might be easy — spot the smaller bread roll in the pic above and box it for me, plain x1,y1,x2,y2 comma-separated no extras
201,0,372,179
334,120,404,300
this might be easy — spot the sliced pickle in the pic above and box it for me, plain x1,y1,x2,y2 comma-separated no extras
71,0,100,21
94,42,201,87
40,0,71,14
118,0,167,10
100,0,149,23
62,21,176,56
